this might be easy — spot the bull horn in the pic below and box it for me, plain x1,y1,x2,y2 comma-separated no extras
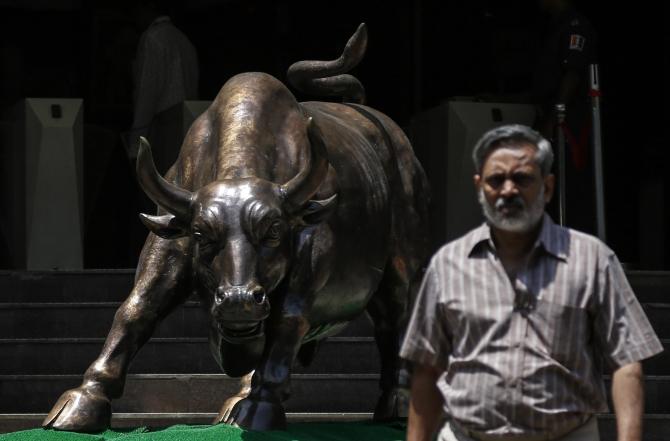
280,118,329,212
136,137,193,219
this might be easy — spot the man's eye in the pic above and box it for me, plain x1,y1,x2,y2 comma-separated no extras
512,174,535,187
486,176,505,188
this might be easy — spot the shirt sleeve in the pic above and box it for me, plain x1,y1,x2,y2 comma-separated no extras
592,250,664,369
400,258,451,368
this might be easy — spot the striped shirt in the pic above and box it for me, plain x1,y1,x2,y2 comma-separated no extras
400,215,663,437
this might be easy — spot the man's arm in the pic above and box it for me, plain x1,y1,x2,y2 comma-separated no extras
611,361,644,441
407,363,444,441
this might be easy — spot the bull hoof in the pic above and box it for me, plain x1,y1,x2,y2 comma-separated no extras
214,372,253,425
214,394,247,425
373,387,410,421
42,386,111,432
223,397,287,430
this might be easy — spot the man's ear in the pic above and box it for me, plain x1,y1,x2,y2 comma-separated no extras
474,174,482,190
139,213,189,239
297,194,338,225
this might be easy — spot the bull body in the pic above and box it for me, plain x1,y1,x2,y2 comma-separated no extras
44,24,430,432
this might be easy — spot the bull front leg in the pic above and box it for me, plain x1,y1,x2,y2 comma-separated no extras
43,235,192,432
223,227,330,430
214,372,253,424
223,307,310,430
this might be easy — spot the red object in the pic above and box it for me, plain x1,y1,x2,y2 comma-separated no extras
559,121,591,171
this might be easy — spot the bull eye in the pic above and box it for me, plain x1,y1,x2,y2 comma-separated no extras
262,220,283,247
193,231,216,253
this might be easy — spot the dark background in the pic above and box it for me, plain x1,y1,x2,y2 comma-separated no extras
0,0,667,268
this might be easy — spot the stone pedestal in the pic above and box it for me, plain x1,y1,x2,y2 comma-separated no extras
3,98,84,270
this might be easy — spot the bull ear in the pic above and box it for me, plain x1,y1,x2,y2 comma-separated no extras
298,194,338,225
139,213,189,239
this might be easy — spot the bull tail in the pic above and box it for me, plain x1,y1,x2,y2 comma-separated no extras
287,23,367,104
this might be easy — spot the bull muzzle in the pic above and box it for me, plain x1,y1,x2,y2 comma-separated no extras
212,282,270,343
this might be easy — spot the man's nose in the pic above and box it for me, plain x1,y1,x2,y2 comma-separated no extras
499,178,519,196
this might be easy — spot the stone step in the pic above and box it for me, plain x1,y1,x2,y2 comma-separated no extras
0,302,210,339
2,374,670,414
0,302,374,339
0,270,135,303
3,335,665,376
1,270,667,303
0,337,381,375
642,348,670,375
0,414,668,441
625,271,670,303
3,303,670,341
642,303,670,338
0,374,381,414
597,414,670,441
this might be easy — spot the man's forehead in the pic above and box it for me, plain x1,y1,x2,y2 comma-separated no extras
482,143,539,172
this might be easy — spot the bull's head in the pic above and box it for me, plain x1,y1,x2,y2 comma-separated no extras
135,118,337,344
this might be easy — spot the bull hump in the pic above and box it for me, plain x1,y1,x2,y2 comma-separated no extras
222,72,292,98
207,74,304,180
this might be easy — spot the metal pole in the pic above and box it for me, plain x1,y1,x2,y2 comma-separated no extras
555,103,567,226
590,64,607,242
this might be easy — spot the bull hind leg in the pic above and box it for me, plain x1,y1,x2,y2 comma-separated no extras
366,256,416,421
42,235,192,432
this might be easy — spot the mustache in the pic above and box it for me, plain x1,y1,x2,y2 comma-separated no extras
494,195,525,211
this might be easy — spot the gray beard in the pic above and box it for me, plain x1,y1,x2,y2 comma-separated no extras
479,187,546,233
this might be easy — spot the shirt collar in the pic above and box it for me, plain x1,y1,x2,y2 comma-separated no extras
468,222,493,257
468,214,568,261
534,215,568,261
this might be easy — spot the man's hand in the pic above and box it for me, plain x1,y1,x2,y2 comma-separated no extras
611,362,644,441
406,363,444,441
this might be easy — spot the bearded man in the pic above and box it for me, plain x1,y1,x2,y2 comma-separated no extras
401,125,662,441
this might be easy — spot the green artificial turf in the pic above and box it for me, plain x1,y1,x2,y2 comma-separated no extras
0,422,407,441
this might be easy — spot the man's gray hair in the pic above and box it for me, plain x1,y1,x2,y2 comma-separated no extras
472,124,554,176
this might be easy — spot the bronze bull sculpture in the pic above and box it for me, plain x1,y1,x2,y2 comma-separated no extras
43,23,430,431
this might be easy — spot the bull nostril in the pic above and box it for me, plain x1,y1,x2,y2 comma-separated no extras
253,289,266,305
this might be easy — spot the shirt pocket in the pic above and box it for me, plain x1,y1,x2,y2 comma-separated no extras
533,298,590,365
